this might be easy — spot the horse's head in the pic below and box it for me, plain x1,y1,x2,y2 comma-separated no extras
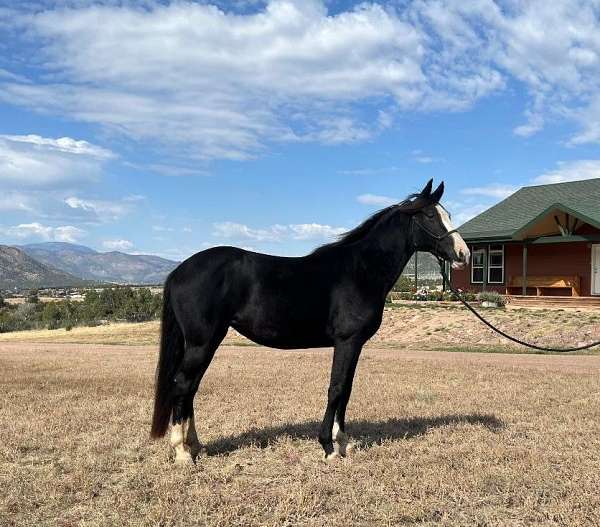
409,179,470,270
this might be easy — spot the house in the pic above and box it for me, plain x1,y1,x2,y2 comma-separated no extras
452,178,600,297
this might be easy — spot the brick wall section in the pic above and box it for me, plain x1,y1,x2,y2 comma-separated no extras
452,241,598,296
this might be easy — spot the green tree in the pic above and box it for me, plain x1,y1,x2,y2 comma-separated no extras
27,290,39,304
42,302,63,329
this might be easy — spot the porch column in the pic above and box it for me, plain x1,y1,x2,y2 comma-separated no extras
522,243,528,296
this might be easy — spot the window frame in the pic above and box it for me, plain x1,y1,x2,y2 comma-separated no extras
470,244,505,285
487,244,505,284
471,247,486,284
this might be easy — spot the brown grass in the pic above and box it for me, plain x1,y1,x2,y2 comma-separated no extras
0,321,250,347
1,342,600,526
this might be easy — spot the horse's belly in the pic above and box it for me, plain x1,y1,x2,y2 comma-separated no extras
230,317,331,349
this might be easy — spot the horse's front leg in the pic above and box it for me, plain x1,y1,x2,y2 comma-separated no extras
319,339,363,461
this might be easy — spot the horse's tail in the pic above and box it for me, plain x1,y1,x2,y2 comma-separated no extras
150,277,184,438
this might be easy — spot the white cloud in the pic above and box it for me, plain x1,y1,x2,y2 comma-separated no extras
288,223,346,240
513,111,545,138
0,134,112,188
533,160,600,184
53,226,86,243
0,192,37,213
0,1,428,160
411,149,436,164
338,166,400,176
64,196,137,222
414,156,434,164
408,0,600,143
102,239,134,251
452,203,491,226
461,184,517,199
2,0,599,159
213,222,288,242
356,193,397,206
1,222,86,243
133,163,210,177
213,220,345,242
0,134,115,159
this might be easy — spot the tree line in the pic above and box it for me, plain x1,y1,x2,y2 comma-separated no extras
0,287,162,333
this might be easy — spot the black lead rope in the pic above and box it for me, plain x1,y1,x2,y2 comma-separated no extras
436,258,600,353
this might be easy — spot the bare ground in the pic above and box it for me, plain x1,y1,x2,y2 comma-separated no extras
1,342,600,526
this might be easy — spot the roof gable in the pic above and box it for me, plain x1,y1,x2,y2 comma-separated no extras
458,179,600,241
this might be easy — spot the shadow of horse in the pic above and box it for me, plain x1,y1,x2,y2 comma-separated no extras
204,413,504,456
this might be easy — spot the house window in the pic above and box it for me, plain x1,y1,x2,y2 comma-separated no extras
471,247,485,283
470,244,505,284
488,244,504,284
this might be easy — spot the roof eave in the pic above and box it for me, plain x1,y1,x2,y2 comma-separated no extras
511,202,600,240
459,233,514,243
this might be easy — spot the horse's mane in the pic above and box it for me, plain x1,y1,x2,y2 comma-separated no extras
310,193,433,255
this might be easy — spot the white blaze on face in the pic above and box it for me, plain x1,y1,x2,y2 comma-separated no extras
434,205,470,267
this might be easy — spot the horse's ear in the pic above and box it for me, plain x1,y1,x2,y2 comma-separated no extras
431,181,444,203
420,179,433,197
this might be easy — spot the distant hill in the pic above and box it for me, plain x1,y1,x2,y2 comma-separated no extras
0,245,88,290
21,242,97,255
20,243,179,285
402,251,442,279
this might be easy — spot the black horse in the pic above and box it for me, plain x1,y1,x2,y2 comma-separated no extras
151,179,470,463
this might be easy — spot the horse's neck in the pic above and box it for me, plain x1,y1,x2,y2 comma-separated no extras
355,215,414,294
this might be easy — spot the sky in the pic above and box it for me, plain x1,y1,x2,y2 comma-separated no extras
1,0,600,261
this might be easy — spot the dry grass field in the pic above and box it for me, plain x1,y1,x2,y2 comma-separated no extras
2,338,600,526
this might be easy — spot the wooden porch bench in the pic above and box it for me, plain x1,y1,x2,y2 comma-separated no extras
506,275,581,297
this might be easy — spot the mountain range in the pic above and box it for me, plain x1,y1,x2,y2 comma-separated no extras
402,252,443,278
0,245,88,290
18,243,179,286
1,241,440,291
0,242,179,290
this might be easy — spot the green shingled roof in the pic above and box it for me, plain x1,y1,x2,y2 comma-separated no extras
458,178,600,241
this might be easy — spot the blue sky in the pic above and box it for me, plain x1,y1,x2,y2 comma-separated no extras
1,0,600,260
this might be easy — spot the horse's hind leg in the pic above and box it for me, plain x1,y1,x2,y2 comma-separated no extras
170,326,227,465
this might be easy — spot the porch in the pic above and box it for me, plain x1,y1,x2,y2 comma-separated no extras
506,295,600,309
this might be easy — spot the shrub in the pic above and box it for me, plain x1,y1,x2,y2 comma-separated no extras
476,291,506,307
26,291,39,304
392,275,413,292
47,320,60,330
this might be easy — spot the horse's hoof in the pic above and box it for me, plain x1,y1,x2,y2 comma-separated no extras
173,453,194,466
190,443,207,458
334,437,355,457
325,452,341,462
